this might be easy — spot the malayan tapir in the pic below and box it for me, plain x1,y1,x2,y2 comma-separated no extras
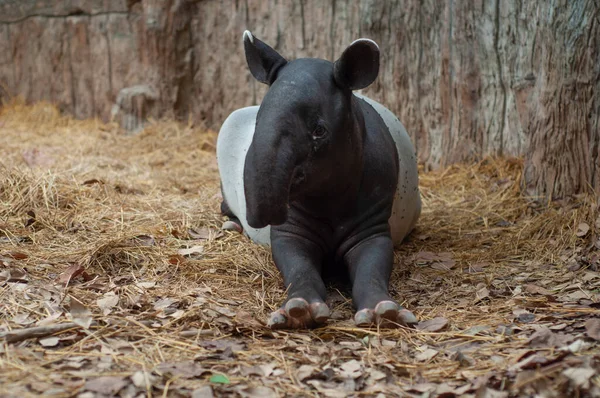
216,31,421,329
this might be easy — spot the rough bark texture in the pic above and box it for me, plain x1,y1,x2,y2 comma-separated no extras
0,0,598,198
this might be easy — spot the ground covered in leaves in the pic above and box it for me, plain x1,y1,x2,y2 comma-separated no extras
1,101,600,397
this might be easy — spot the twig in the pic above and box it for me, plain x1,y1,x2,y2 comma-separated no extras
0,323,80,343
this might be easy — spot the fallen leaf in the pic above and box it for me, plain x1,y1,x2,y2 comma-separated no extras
155,361,209,379
527,327,573,348
475,287,490,302
97,292,119,315
209,374,230,384
417,317,448,332
178,245,204,257
516,313,536,323
82,178,104,186
169,254,185,264
562,367,595,388
462,325,490,336
576,223,590,238
238,386,276,398
431,259,456,271
415,347,438,362
69,297,93,329
132,234,155,246
475,386,508,398
153,297,176,311
404,383,437,393
585,318,600,341
561,339,590,353
58,263,85,286
84,376,128,395
296,364,316,381
39,337,60,347
136,281,156,289
525,284,554,296
5,251,28,260
12,313,34,325
131,371,156,388
339,359,362,379
192,386,214,398
468,262,489,273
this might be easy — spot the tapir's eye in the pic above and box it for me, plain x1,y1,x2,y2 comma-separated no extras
312,125,327,139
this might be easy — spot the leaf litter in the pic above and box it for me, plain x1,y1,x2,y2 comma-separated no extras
1,101,600,396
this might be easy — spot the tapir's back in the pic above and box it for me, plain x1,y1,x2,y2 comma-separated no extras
216,106,271,245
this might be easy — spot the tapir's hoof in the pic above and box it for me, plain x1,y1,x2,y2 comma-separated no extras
268,298,330,329
354,301,418,328
222,220,243,233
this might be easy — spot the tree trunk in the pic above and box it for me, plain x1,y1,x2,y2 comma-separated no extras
0,0,598,199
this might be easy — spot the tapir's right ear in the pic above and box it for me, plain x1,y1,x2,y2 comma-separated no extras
243,30,287,85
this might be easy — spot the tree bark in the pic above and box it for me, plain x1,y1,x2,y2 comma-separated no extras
0,0,598,199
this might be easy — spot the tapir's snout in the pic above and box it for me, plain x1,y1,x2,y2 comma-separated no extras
246,203,288,229
243,131,296,229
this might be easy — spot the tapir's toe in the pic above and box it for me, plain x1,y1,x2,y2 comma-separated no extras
354,301,418,328
267,298,330,329
222,220,243,233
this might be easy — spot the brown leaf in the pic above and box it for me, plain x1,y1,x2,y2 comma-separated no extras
82,178,104,186
525,284,554,296
168,254,185,265
39,336,60,347
339,359,362,379
5,251,28,260
417,317,449,332
527,327,573,348
576,223,590,237
475,386,508,398
155,361,209,379
58,263,85,286
84,376,128,395
475,286,490,302
189,227,223,240
585,318,600,341
97,292,119,315
238,386,277,398
131,371,156,388
296,364,317,381
468,262,489,273
415,251,438,263
431,259,456,271
69,297,93,329
562,367,595,388
132,234,155,246
178,245,204,257
415,347,439,362
192,386,214,398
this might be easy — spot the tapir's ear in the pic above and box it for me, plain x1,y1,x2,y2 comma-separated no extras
333,39,380,90
243,30,287,85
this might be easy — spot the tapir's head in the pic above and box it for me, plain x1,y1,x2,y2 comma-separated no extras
242,31,380,228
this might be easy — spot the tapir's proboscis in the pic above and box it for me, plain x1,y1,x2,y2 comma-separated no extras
217,31,422,329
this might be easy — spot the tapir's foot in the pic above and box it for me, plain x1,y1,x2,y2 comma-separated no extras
222,220,243,233
268,298,330,329
354,300,418,328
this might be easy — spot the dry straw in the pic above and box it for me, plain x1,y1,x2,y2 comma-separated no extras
0,100,598,396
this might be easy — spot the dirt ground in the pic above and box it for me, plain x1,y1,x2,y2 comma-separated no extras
1,101,600,397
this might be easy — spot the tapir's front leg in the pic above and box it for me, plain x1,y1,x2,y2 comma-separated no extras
345,234,418,327
268,232,330,329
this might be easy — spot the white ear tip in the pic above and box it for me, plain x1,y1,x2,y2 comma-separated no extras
351,38,379,51
243,30,254,44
